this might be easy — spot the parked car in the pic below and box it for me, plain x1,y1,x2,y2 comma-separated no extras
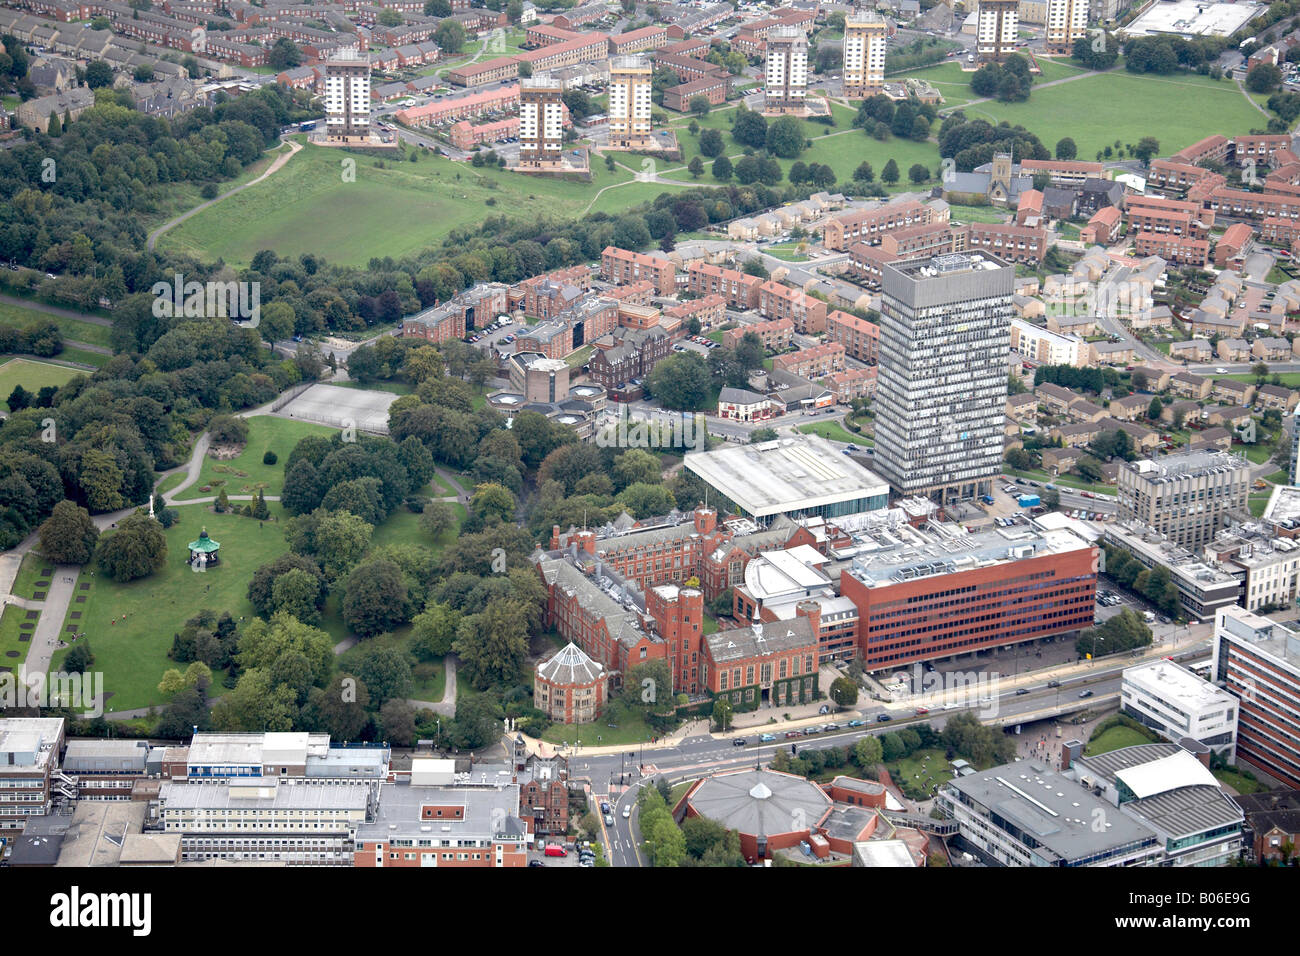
785,731,801,739
544,844,568,857
846,719,864,728
759,733,776,742
876,713,892,722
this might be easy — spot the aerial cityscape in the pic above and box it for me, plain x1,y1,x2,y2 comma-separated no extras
0,0,1294,909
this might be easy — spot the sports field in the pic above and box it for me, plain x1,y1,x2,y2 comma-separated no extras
0,358,82,407
158,141,693,266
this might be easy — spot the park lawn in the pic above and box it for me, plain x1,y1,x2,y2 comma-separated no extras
1085,725,1154,756
154,471,188,498
159,141,646,266
172,416,338,501
13,553,55,601
0,300,111,348
368,500,465,551
1265,469,1290,485
960,70,1261,164
797,420,859,444
430,472,457,497
0,358,83,409
48,504,291,712
1212,766,1266,795
542,699,657,749
0,603,36,670
1250,494,1271,518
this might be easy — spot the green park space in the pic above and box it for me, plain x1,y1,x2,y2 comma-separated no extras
0,358,83,409
669,104,940,188
158,141,670,267
335,626,446,705
1265,470,1290,485
49,505,292,712
0,300,111,348
154,471,189,498
430,472,458,497
1249,494,1271,518
797,420,860,444
12,553,55,601
369,500,465,551
172,416,338,501
143,140,297,231
0,603,36,671
957,69,1262,165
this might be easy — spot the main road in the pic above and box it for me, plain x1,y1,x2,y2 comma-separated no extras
580,640,1210,867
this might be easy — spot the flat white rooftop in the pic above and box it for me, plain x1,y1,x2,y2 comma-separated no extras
1123,659,1235,711
683,435,889,519
1127,0,1260,37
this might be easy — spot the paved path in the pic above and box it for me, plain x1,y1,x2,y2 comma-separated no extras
0,293,111,327
405,654,457,717
16,566,79,687
147,138,303,251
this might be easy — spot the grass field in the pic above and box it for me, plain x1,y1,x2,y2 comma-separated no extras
0,358,83,408
0,604,36,672
50,505,292,711
956,70,1262,163
159,140,687,266
12,553,55,601
0,300,111,348
1226,372,1300,388
173,416,338,501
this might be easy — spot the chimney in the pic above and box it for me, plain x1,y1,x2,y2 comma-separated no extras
577,530,597,555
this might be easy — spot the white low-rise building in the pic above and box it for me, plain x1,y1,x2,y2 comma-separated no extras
1121,659,1238,754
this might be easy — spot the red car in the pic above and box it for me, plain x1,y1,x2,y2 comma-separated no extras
915,706,930,715
784,731,801,739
